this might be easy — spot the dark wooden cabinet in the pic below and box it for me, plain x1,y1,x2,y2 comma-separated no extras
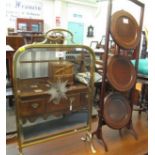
6,36,25,51
17,78,88,120
47,98,69,114
19,96,47,117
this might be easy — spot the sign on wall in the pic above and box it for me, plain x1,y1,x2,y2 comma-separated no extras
56,16,61,27
6,0,43,28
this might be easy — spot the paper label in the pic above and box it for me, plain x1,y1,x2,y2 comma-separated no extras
123,18,129,24
56,52,65,58
34,89,43,93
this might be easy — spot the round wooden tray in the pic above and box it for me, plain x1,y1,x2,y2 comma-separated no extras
103,92,131,129
110,10,140,49
107,55,136,92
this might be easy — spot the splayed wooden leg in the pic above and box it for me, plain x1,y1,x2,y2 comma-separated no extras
119,128,123,137
92,127,108,152
127,121,138,140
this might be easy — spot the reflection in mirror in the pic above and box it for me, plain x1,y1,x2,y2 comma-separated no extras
15,46,94,143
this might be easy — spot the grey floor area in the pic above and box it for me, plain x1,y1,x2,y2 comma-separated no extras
6,100,16,134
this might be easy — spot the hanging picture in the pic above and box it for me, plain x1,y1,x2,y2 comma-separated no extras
87,25,94,37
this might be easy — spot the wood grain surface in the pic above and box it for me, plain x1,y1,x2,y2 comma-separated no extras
6,111,148,155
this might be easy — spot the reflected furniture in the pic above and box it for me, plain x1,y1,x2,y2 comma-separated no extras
13,29,96,155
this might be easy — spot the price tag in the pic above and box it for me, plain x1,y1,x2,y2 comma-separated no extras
56,52,65,58
70,104,72,111
34,89,43,93
123,18,129,24
30,85,38,88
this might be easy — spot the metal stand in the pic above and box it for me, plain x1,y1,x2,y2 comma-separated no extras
18,147,23,155
81,132,96,154
13,29,96,154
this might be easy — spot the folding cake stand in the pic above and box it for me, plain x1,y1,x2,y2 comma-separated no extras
92,0,145,151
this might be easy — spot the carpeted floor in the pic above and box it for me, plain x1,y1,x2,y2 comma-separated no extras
6,101,16,134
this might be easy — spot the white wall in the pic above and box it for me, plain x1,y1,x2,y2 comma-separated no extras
6,0,148,45
65,2,97,45
6,0,44,29
6,0,54,33
42,0,54,32
5,0,98,45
